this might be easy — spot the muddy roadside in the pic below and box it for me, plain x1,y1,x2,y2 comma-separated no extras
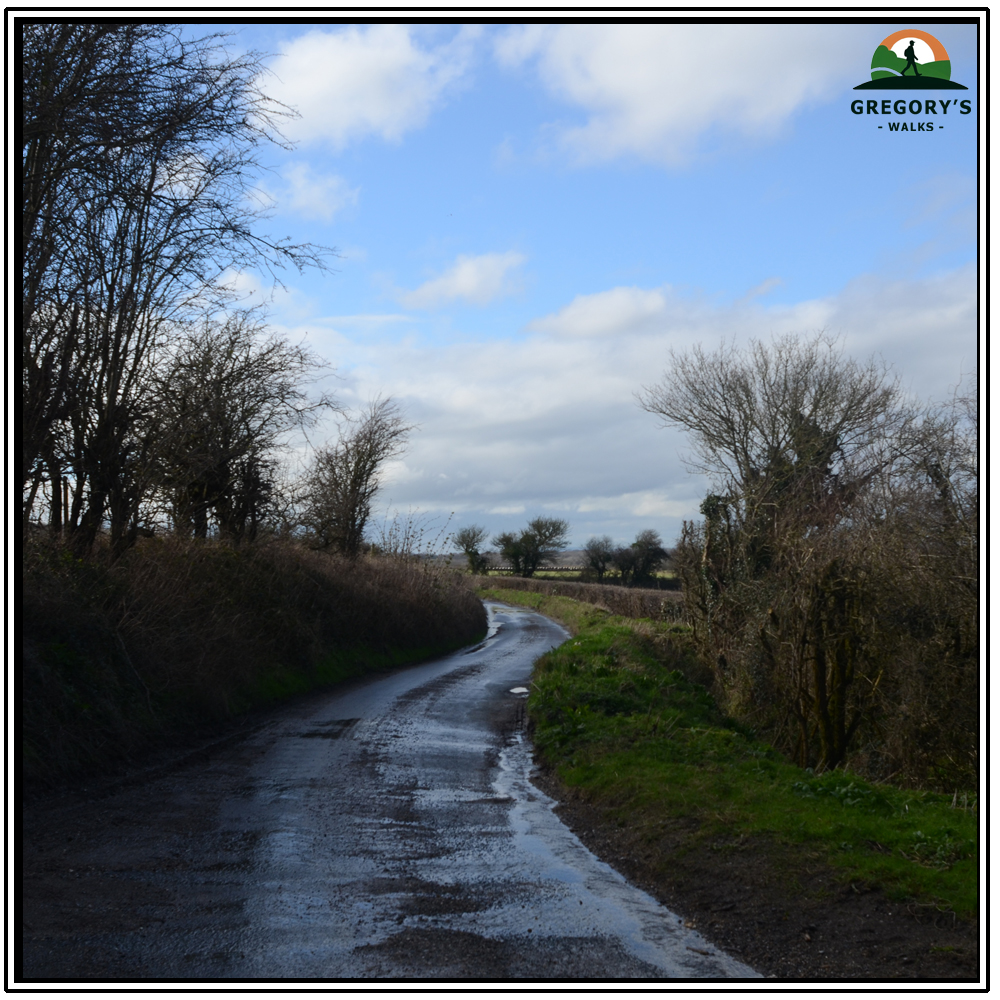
482,589,980,983
21,628,979,984
530,768,979,982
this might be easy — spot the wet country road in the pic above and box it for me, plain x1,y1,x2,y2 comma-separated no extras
22,602,760,982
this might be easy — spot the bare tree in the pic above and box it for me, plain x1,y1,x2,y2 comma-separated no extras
21,23,332,554
493,517,570,577
609,544,638,586
861,382,979,785
640,333,903,543
453,525,490,574
642,334,915,772
612,529,666,586
153,312,334,543
22,24,163,495
583,535,614,582
302,398,413,557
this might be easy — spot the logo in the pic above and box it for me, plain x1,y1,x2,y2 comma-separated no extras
854,29,968,90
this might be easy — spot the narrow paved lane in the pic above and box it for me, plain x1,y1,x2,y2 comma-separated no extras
22,602,759,981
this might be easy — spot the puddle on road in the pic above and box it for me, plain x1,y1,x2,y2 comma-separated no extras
211,603,758,980
490,733,760,979
297,718,361,739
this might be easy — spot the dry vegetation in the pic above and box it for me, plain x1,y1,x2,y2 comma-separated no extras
473,575,685,622
22,535,486,788
20,26,492,795
642,335,978,793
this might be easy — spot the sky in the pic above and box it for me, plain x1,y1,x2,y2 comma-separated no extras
209,18,980,550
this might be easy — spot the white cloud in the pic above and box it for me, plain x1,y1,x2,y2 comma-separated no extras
281,164,359,221
740,277,784,303
268,25,477,148
495,24,866,164
314,313,411,327
823,267,978,392
529,286,670,337
576,490,701,520
279,265,975,546
400,252,526,309
218,268,265,303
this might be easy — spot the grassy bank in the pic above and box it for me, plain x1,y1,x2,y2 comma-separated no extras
473,576,685,622
481,587,978,920
23,536,487,788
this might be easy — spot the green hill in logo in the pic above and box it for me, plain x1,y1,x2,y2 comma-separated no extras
870,44,951,82
854,32,968,90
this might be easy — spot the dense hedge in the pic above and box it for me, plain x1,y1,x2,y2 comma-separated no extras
23,535,487,787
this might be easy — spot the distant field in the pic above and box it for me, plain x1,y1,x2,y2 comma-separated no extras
432,551,678,585
528,569,678,582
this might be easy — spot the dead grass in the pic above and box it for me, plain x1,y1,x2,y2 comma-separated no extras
472,575,685,622
22,534,486,787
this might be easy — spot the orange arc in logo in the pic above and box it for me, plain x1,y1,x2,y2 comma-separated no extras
878,29,949,62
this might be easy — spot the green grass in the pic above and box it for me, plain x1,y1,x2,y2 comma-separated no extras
478,585,610,634
486,587,979,920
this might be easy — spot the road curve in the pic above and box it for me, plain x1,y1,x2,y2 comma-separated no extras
22,602,759,982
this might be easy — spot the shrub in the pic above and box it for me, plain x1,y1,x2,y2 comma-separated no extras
22,534,486,786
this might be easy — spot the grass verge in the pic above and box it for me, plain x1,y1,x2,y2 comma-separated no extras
482,587,978,921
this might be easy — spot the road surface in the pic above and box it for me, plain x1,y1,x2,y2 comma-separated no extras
22,601,759,982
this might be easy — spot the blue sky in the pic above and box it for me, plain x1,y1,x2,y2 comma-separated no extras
212,20,979,548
